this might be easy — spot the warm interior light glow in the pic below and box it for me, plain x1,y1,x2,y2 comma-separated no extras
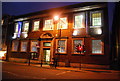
97,29,102,34
0,51,6,57
54,16,59,21
73,30,78,36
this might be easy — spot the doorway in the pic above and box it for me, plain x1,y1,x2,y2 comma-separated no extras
43,48,50,64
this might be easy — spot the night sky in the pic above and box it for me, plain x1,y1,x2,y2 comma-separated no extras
2,2,80,16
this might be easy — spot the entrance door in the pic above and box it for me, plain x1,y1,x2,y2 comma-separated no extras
43,48,50,64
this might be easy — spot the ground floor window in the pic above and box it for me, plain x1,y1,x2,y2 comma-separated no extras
30,41,38,52
56,39,67,54
20,41,28,52
12,40,19,51
72,38,84,54
92,39,104,54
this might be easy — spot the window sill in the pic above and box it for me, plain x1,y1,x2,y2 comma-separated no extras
55,52,67,55
90,53,104,56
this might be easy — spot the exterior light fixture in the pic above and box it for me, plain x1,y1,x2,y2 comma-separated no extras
54,16,59,21
73,29,78,36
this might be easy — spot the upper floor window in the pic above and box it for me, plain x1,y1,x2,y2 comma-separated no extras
12,41,19,51
90,11,102,27
22,21,29,32
74,12,85,29
92,39,104,54
43,19,53,30
57,17,68,29
33,20,40,31
15,23,19,33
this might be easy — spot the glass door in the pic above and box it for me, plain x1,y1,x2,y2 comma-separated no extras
43,48,50,64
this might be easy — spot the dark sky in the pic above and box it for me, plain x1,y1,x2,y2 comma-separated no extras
2,2,80,16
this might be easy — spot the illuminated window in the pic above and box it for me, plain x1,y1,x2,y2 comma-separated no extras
92,40,103,54
31,41,38,52
1,20,4,25
33,21,40,31
15,23,19,33
43,42,51,47
23,22,29,32
56,39,67,53
90,11,102,27
74,12,85,28
12,41,19,51
43,19,53,30
73,40,83,53
21,41,28,52
57,17,68,29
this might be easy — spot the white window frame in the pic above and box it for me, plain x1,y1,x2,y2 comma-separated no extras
43,18,54,31
56,39,67,54
73,12,86,29
20,41,28,52
90,10,103,28
57,17,68,29
32,20,40,31
22,21,29,32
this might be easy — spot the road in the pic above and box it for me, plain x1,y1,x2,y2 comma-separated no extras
2,61,120,79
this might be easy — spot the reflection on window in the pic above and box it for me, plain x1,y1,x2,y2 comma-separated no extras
23,22,29,32
43,19,53,30
74,13,85,28
57,17,68,29
57,40,66,53
31,41,38,52
33,21,40,31
91,11,102,27
12,41,19,51
92,40,102,54
21,41,27,52
73,40,83,53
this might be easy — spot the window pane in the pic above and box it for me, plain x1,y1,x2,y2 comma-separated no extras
92,12,102,26
92,40,102,53
74,13,85,28
43,42,51,47
21,41,27,52
12,41,19,51
31,41,38,52
43,19,53,30
33,21,39,31
57,17,68,29
15,23,19,33
73,40,82,53
58,40,65,53
23,22,29,32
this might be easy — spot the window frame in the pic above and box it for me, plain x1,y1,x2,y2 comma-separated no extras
56,39,67,54
22,21,29,32
72,38,84,55
20,41,28,52
91,38,104,55
11,40,19,52
57,16,68,30
73,12,86,29
90,10,103,28
32,19,40,31
43,18,54,31
30,40,39,52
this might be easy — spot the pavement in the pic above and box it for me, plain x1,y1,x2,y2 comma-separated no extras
3,61,120,74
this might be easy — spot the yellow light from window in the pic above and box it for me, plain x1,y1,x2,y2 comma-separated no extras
0,51,6,57
97,29,102,34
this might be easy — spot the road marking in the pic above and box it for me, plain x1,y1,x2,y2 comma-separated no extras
56,71,70,75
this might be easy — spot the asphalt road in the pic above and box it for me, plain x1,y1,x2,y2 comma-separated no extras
2,61,120,79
